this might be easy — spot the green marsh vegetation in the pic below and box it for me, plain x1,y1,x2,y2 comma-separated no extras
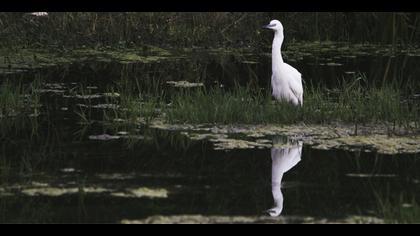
374,189,420,223
379,199,420,223
0,12,419,78
90,73,419,136
1,12,420,49
1,12,419,147
0,79,41,138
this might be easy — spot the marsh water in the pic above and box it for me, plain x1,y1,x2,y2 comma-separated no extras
1,44,420,223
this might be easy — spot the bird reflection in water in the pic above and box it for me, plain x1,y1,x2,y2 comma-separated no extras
266,138,303,217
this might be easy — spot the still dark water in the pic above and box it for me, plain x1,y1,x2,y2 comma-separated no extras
1,45,420,223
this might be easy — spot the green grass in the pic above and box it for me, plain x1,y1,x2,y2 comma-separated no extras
1,12,419,49
165,82,418,128
167,86,274,124
106,93,162,125
87,77,419,135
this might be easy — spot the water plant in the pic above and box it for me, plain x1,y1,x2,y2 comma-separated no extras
0,79,41,138
375,189,420,223
73,72,419,137
1,12,419,49
164,76,419,130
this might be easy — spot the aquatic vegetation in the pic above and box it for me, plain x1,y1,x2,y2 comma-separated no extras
311,134,420,154
88,134,121,141
96,173,136,180
120,215,277,224
0,79,41,137
375,192,420,223
0,81,25,117
71,47,173,64
0,182,168,199
165,79,419,128
68,72,418,154
2,13,420,50
110,187,168,199
152,122,420,154
73,86,162,127
114,94,162,125
120,214,386,224
166,86,272,124
210,137,272,150
0,46,175,75
166,81,204,88
20,186,107,197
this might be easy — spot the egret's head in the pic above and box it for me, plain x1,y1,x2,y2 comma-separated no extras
263,20,283,32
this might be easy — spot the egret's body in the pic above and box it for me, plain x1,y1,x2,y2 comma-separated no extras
265,20,303,106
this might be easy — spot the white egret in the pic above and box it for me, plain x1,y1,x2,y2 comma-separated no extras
266,140,302,217
264,20,303,106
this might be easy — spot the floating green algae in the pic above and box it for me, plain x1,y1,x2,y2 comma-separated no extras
147,120,420,154
166,81,204,88
0,46,176,74
120,214,385,224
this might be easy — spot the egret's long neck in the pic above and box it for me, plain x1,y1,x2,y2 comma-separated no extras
272,31,284,72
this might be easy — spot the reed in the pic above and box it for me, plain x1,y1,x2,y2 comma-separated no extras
165,80,418,128
0,79,41,138
1,12,419,49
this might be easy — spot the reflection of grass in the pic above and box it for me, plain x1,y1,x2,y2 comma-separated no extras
0,79,41,137
375,192,420,223
0,81,25,117
0,156,11,185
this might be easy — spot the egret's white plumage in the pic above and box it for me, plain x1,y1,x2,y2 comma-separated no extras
266,140,302,217
264,20,303,106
